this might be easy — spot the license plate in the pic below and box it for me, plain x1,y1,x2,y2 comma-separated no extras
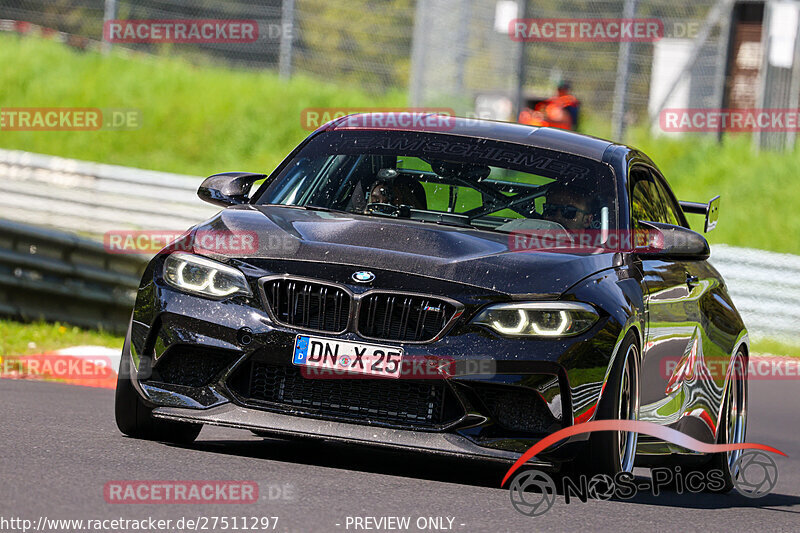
292,335,404,378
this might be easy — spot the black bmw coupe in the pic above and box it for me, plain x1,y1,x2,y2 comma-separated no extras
116,114,746,491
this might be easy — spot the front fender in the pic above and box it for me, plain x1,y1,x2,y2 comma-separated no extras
561,260,646,424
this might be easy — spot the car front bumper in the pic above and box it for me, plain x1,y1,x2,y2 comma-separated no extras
124,256,631,464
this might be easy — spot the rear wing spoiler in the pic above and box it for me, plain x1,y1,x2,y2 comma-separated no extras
679,195,720,233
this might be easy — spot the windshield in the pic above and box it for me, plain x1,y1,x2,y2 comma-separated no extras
255,131,618,235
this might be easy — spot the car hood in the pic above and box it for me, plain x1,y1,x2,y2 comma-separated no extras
191,205,617,297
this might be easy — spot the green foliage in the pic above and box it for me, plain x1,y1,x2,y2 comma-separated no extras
0,33,404,175
625,129,800,254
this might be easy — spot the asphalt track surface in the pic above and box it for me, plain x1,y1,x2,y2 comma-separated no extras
1,379,799,533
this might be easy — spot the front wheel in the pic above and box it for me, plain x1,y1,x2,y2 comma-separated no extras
570,332,640,476
115,330,202,445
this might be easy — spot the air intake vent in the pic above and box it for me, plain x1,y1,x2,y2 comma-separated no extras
147,347,239,388
242,362,462,428
263,279,350,333
357,293,456,342
474,384,559,434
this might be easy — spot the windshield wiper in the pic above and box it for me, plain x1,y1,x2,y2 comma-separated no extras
425,218,475,229
409,215,512,236
265,203,499,233
260,203,350,214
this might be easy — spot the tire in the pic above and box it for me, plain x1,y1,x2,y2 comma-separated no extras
115,328,202,445
675,349,747,493
570,331,640,477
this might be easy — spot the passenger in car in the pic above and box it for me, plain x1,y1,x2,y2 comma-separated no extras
541,183,594,230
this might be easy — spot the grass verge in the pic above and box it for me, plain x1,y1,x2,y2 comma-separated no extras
0,319,124,356
0,33,404,176
750,337,800,358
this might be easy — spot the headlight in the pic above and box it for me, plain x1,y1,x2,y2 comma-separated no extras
472,302,598,337
163,253,252,299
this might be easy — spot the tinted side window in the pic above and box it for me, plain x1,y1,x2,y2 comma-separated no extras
648,169,684,227
630,166,663,228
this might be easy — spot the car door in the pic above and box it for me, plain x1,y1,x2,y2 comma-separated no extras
631,165,715,443
648,168,723,443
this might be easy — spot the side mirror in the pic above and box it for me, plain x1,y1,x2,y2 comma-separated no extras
637,221,710,260
679,195,720,232
198,172,267,207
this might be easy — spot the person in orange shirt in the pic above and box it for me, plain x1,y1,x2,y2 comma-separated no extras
518,81,581,130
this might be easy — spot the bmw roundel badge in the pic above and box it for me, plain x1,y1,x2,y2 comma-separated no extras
352,271,375,283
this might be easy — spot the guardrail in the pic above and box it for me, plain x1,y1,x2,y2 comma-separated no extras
0,219,146,334
709,245,800,343
0,149,797,343
0,148,218,236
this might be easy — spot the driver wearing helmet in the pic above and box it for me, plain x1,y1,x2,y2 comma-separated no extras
364,169,427,211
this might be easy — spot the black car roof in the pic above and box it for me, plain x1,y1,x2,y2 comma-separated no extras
322,113,618,161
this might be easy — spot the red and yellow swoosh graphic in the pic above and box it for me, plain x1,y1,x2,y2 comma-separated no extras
501,419,786,487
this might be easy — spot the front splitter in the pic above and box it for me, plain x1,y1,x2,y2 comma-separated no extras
152,403,552,467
